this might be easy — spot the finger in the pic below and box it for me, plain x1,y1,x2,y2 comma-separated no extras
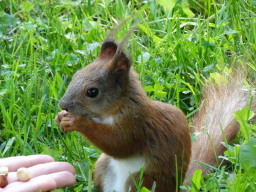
4,177,56,192
60,122,71,128
60,110,68,117
0,155,54,172
55,112,65,123
61,115,77,121
55,115,60,124
55,111,68,123
4,171,76,192
50,171,76,188
7,161,75,183
60,116,73,122
60,123,76,132
60,116,78,125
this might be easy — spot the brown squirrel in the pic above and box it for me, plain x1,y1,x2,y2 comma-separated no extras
55,30,256,192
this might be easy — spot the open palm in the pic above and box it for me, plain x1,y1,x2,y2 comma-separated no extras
0,155,75,192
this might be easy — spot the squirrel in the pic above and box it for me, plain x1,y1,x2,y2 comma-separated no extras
55,29,256,192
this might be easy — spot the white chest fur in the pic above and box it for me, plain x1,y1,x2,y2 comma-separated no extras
92,116,114,125
103,156,145,192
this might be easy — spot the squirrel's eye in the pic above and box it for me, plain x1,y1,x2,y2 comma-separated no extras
86,88,99,98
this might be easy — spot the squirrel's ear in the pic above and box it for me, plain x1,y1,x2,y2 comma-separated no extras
107,48,131,87
108,49,131,73
102,23,135,73
99,40,131,73
108,26,135,73
99,41,118,59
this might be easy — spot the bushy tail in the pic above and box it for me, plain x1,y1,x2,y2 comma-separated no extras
186,70,256,179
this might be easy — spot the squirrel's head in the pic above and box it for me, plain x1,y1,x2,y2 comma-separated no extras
59,38,133,118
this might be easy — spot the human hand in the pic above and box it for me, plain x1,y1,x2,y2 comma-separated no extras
0,155,75,192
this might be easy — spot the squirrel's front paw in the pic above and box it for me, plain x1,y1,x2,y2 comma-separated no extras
55,110,68,124
55,110,82,133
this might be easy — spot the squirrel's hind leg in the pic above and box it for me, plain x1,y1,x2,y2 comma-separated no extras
93,153,112,192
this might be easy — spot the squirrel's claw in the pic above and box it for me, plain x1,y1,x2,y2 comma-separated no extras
60,126,66,134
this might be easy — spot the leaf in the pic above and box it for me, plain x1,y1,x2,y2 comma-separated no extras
137,52,150,64
182,1,194,17
144,85,154,92
2,137,15,156
51,49,59,57
74,184,84,191
46,49,59,61
240,138,256,177
165,83,173,89
180,22,198,28
209,72,227,85
155,90,167,99
21,22,37,31
151,181,157,192
234,108,252,143
202,64,214,73
141,187,151,192
41,145,63,160
83,147,99,160
85,42,100,52
191,169,202,192
65,32,76,41
224,30,240,35
0,89,8,96
153,84,167,99
74,50,87,56
82,20,98,31
224,144,240,163
21,2,34,13
191,132,202,142
0,13,18,27
154,84,164,91
156,0,178,12
66,53,79,66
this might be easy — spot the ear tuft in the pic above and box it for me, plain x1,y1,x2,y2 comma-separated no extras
99,41,118,59
108,25,135,73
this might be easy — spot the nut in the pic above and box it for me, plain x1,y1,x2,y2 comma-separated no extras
17,167,31,181
0,175,8,188
0,167,8,176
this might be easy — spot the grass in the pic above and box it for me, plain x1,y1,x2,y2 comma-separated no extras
0,0,256,191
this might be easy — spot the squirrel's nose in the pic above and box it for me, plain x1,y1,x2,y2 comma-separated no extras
59,99,69,111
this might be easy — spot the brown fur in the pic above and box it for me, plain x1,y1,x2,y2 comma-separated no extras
186,71,256,181
55,30,255,192
55,36,191,191
56,71,191,191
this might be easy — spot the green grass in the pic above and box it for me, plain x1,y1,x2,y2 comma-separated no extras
0,0,256,191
